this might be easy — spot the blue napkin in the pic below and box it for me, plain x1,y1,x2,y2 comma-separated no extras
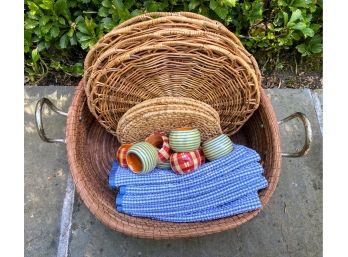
108,144,268,222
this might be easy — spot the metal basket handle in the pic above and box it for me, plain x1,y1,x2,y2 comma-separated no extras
35,98,68,144
278,112,312,157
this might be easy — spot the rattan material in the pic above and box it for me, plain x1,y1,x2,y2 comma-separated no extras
120,96,221,122
83,12,261,137
116,99,222,144
66,81,281,239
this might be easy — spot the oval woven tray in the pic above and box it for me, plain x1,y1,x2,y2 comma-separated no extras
116,100,222,144
83,12,261,137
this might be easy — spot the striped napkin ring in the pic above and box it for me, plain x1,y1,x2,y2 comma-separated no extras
157,160,172,170
126,142,158,174
169,128,201,152
202,134,234,161
170,150,202,175
145,132,171,162
116,144,133,168
196,148,206,165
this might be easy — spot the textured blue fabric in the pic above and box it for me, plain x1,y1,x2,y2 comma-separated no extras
117,176,267,214
109,144,260,188
108,144,268,222
118,192,262,222
120,162,263,196
118,167,265,205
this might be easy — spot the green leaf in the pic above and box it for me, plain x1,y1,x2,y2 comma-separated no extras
85,17,96,32
223,0,236,7
25,19,39,29
31,48,40,63
59,34,69,48
102,0,112,8
27,1,39,15
296,44,309,56
50,60,62,70
241,2,251,11
78,34,93,42
144,1,159,12
70,35,77,46
302,27,314,37
291,31,301,41
282,11,288,25
113,0,131,19
67,28,75,37
209,0,218,10
124,0,135,9
310,42,322,53
39,0,53,10
75,16,84,24
37,41,47,51
77,21,89,34
41,23,52,34
39,16,50,26
50,26,60,38
101,17,116,30
292,0,311,8
98,7,109,17
310,24,321,33
278,0,287,6
54,0,70,18
130,9,142,17
308,36,322,53
288,9,303,25
71,63,83,75
189,0,200,10
58,17,66,25
214,6,229,19
290,22,307,30
309,5,317,13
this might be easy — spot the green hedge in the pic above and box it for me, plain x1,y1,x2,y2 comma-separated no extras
24,0,322,83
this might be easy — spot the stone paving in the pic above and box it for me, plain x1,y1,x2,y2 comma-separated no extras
24,87,323,257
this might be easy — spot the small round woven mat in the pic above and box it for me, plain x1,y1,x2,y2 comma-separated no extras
122,96,221,122
116,98,222,144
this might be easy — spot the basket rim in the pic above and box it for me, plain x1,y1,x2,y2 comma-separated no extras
66,80,281,239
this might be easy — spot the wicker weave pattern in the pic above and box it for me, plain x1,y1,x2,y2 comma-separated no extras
83,12,261,137
66,81,281,239
116,98,222,144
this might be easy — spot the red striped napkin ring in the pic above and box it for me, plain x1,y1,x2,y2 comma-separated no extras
116,144,133,168
145,132,171,162
196,148,205,165
170,149,203,175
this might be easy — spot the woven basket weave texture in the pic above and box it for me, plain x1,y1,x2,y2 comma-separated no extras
66,81,281,239
83,12,261,137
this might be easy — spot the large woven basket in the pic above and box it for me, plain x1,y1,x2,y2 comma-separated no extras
83,12,261,137
66,80,282,239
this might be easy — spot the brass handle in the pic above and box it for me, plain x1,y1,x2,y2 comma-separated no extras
35,98,68,144
278,112,312,157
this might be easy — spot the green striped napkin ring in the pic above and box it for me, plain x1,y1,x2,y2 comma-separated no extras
202,134,234,161
126,142,158,174
157,160,172,170
169,128,201,153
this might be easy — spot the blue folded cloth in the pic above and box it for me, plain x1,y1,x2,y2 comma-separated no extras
108,144,268,222
118,169,265,206
119,162,263,196
118,192,262,222
117,175,267,215
109,144,260,188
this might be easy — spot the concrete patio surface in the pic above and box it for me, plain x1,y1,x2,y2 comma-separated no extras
24,87,322,257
